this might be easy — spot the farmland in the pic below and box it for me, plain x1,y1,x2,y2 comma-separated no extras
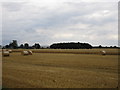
2,49,119,88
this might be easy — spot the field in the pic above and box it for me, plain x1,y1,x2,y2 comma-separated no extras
2,49,119,88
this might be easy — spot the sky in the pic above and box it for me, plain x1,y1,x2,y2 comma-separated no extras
0,0,119,46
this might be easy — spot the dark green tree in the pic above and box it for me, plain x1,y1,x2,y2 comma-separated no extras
99,45,102,48
50,42,92,49
20,44,24,48
5,45,9,48
8,40,18,49
34,43,41,49
24,43,29,49
12,40,18,49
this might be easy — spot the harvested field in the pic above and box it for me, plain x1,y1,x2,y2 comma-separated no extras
2,49,118,88
11,48,119,55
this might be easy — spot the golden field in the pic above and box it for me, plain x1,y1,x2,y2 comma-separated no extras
2,49,119,88
11,48,119,55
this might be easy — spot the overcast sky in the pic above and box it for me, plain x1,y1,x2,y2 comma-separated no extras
0,0,119,46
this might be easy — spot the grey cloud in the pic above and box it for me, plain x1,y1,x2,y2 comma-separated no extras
2,2,26,11
2,1,118,46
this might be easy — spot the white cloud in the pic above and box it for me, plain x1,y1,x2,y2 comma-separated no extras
85,10,117,21
68,23,90,30
107,35,118,40
53,33,74,38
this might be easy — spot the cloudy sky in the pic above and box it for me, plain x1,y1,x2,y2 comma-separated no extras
0,0,119,46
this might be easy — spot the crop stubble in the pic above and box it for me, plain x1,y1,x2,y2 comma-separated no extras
2,49,118,88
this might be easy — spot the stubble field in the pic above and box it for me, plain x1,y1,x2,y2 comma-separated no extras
2,49,118,88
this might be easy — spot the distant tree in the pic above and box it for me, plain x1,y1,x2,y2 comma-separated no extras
0,45,2,49
19,44,24,48
47,47,50,49
34,43,41,49
50,42,92,49
12,40,18,49
5,45,9,48
9,42,13,48
98,45,102,48
8,40,18,49
110,46,113,48
2,46,5,49
24,43,29,49
105,46,108,48
32,45,35,49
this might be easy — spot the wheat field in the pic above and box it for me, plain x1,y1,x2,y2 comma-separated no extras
2,49,118,88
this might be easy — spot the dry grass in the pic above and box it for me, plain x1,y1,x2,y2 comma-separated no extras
2,49,118,88
11,48,119,55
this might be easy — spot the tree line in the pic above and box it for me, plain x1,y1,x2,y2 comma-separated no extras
1,40,118,49
50,42,92,49
3,40,41,49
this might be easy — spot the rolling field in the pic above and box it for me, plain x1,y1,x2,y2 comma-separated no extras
2,49,119,88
